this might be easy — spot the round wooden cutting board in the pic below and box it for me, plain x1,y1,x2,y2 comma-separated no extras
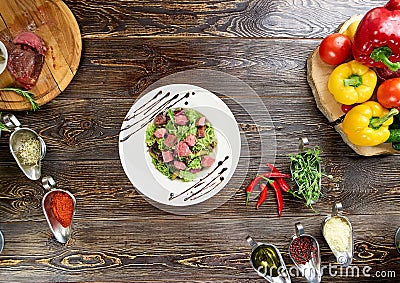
307,48,398,156
307,14,400,157
0,0,81,111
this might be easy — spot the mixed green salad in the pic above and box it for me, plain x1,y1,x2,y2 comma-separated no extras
146,108,217,181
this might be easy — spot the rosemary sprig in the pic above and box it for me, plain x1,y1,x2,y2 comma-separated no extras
0,88,39,111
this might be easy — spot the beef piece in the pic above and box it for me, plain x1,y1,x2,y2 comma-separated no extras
163,134,177,148
7,32,47,90
154,113,167,125
174,160,186,170
176,141,191,157
174,109,185,116
201,156,215,167
7,46,44,90
174,114,188,126
190,168,201,174
154,128,167,139
196,116,206,126
185,134,196,147
13,32,47,55
162,151,173,163
197,126,205,138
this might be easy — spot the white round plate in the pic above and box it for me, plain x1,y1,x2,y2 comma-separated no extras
119,84,241,207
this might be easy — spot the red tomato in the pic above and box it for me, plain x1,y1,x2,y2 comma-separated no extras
341,104,353,113
377,78,400,109
319,33,352,65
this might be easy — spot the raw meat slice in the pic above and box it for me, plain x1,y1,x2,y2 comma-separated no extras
163,134,177,147
176,141,191,157
174,160,186,170
185,134,196,147
162,151,173,163
201,156,215,167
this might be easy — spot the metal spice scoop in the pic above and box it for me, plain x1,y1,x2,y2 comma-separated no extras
289,223,321,283
290,137,322,205
322,203,353,267
3,114,46,180
395,227,400,253
0,230,4,253
246,236,291,283
42,176,76,244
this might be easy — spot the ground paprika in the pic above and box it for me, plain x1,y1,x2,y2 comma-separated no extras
50,191,74,228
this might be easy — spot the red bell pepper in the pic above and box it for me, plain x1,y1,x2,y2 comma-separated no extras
353,0,400,71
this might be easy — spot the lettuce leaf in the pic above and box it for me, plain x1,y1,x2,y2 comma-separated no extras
152,158,171,178
145,123,156,146
187,156,201,169
185,108,202,123
179,170,197,182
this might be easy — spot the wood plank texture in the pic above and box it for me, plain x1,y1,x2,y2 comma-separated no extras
64,0,378,39
1,0,400,282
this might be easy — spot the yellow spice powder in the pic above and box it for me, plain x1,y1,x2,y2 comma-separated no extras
323,216,351,252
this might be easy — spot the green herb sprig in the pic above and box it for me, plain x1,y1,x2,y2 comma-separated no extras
289,146,325,209
0,88,39,111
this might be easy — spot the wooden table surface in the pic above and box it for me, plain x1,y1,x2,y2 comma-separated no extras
1,0,400,282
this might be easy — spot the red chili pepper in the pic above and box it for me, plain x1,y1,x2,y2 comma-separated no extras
256,183,268,209
261,172,290,179
266,163,290,193
245,177,259,205
270,180,283,217
245,172,289,205
260,176,283,217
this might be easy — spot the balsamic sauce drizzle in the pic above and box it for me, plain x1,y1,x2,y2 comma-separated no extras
184,170,226,201
124,90,163,121
187,176,225,201
121,92,175,132
120,91,191,142
169,156,229,201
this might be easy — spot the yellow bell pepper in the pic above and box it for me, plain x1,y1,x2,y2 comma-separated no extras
328,60,377,105
342,101,399,146
343,20,361,42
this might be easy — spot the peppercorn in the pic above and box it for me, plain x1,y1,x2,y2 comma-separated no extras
289,236,316,265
